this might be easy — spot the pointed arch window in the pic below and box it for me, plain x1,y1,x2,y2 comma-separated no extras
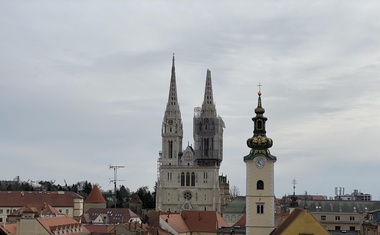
186,172,190,186
191,172,195,186
168,140,173,159
203,138,209,156
257,180,264,190
181,172,185,186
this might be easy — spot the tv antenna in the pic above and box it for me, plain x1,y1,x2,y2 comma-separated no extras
109,165,125,208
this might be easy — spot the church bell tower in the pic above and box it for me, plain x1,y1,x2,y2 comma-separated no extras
244,86,277,235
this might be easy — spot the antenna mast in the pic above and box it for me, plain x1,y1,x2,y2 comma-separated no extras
109,165,125,208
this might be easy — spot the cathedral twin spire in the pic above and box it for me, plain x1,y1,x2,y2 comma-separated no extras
164,55,216,119
201,69,217,117
165,54,181,119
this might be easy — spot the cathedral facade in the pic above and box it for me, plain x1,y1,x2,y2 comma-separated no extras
155,56,226,213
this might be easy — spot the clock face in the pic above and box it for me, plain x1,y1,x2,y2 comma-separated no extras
254,157,266,169
168,120,173,125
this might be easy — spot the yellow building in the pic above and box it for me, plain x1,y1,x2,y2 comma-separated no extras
271,208,331,235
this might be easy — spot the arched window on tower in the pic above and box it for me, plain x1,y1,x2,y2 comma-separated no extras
203,138,209,156
186,172,190,186
169,140,173,159
257,180,264,190
181,172,185,186
191,172,195,186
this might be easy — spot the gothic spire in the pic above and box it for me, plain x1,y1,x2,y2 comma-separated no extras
201,69,216,117
165,54,181,117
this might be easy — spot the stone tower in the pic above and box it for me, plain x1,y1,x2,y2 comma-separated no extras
244,88,277,235
156,56,226,213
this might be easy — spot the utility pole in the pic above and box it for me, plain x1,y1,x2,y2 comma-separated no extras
109,165,125,208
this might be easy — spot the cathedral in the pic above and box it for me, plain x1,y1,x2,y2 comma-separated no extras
155,55,227,213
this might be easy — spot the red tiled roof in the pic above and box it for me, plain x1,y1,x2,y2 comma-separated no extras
37,215,90,234
84,224,114,233
181,210,228,233
233,213,246,227
84,185,106,203
0,223,16,235
160,213,190,233
83,208,139,224
0,191,82,207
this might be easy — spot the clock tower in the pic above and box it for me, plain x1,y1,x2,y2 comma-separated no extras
244,87,277,235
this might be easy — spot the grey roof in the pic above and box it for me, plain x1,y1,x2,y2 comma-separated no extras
298,200,380,213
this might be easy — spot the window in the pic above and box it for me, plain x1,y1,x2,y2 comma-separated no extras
256,204,264,214
350,216,355,221
186,172,190,186
203,138,209,156
335,216,340,221
191,172,195,186
204,172,208,183
181,172,185,186
257,120,263,130
257,180,264,190
321,215,326,221
335,226,341,231
184,192,192,200
0,209,3,214
167,172,172,181
350,226,355,231
168,140,173,158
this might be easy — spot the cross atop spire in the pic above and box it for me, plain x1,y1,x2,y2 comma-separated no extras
257,83,262,96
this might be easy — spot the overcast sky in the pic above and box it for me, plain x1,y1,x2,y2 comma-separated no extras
1,1,380,199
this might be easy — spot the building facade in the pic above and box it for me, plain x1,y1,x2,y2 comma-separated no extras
244,89,277,235
0,191,83,223
156,56,226,213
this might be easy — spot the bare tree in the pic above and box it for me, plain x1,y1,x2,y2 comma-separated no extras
230,185,240,198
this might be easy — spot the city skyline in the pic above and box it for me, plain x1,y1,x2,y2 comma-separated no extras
1,1,380,199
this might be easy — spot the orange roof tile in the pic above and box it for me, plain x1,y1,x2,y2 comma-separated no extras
0,191,82,207
181,210,228,233
84,224,114,233
83,208,139,224
84,185,106,203
0,223,16,235
37,215,90,234
233,213,246,227
161,213,190,233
